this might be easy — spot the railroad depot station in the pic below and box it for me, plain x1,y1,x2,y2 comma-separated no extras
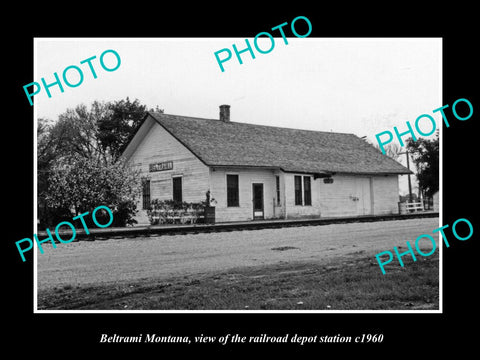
122,105,411,224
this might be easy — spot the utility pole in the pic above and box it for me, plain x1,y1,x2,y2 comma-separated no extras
406,150,412,203
399,150,413,203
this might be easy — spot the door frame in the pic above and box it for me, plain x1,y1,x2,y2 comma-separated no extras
252,183,264,220
356,177,372,216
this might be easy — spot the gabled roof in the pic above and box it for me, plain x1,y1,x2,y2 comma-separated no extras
125,111,411,175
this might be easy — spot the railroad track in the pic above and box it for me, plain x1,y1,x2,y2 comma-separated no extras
40,212,439,241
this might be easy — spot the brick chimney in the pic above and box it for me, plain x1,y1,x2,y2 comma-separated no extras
219,104,230,122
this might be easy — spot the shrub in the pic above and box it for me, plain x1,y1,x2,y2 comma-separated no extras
146,199,207,225
38,205,74,230
44,156,141,228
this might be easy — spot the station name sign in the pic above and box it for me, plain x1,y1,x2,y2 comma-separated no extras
149,161,173,172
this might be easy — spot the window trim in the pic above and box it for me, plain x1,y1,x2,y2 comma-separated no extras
275,175,281,206
293,175,313,206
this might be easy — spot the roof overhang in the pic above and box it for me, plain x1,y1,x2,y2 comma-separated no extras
283,170,333,178
209,165,335,178
333,170,414,176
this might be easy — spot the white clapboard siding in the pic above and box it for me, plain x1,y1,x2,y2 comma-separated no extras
210,167,276,222
124,115,402,223
371,175,399,215
284,173,321,219
318,175,358,217
127,119,210,205
317,174,398,217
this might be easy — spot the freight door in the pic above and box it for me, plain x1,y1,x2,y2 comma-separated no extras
355,177,372,216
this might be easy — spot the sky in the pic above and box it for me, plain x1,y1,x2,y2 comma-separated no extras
34,37,442,195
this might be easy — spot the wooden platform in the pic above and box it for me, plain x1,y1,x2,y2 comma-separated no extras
39,211,439,241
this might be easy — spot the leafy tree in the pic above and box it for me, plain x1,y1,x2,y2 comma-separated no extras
38,118,54,224
49,101,112,163
406,132,439,199
98,97,164,161
38,98,162,228
383,143,403,160
45,98,163,163
38,118,56,170
38,117,56,195
372,142,403,160
45,156,141,227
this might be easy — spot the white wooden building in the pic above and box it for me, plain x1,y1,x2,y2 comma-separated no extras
122,105,411,223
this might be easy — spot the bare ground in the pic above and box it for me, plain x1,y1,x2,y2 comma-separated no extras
37,251,439,310
36,217,440,291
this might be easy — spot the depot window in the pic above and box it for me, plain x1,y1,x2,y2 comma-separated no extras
294,175,312,206
227,174,239,207
294,176,302,205
142,179,151,210
172,176,182,203
303,176,311,206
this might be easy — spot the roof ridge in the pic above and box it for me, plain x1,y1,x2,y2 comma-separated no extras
149,111,357,136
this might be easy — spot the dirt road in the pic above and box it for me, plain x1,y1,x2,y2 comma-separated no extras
36,217,440,290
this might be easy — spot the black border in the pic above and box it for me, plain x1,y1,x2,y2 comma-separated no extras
7,6,479,355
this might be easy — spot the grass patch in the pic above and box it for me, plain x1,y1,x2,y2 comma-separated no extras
37,252,439,311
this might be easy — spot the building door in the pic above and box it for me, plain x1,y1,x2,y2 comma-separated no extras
355,177,372,215
252,183,264,219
